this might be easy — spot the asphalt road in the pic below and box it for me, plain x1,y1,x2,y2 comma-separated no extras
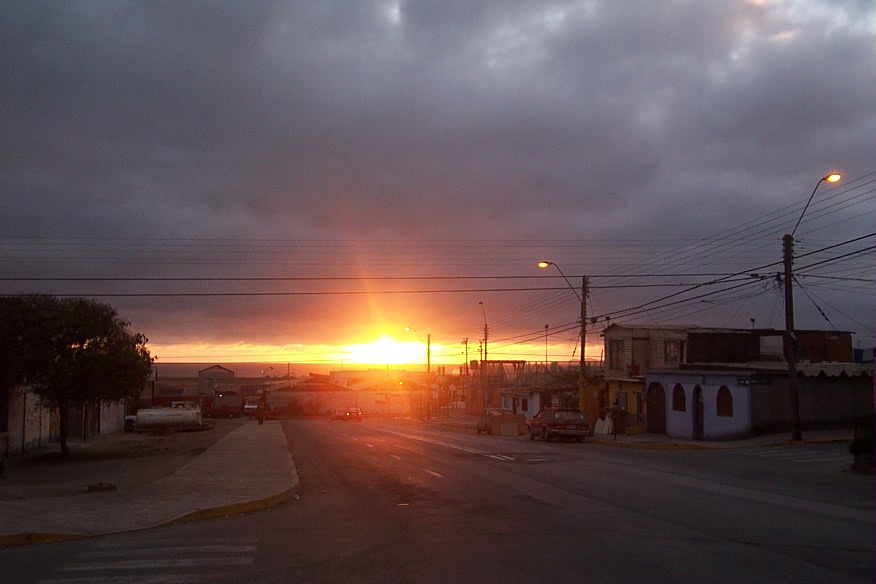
1,418,872,583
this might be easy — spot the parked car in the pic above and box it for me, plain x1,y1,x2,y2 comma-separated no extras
343,407,363,421
527,407,589,442
476,408,514,434
329,409,346,420
244,397,260,418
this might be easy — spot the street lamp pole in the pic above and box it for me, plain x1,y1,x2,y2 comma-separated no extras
478,301,488,363
544,324,549,366
784,173,841,441
404,327,430,373
539,261,588,406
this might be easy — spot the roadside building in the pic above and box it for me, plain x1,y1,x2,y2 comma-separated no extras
599,324,872,439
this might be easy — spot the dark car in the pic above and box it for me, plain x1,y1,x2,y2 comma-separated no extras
476,408,514,434
344,407,363,421
528,407,589,442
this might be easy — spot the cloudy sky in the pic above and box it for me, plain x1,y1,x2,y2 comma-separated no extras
2,0,874,372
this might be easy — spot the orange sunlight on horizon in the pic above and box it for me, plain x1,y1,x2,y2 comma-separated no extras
147,335,442,369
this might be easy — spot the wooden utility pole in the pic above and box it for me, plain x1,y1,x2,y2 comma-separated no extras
783,234,802,441
580,276,588,393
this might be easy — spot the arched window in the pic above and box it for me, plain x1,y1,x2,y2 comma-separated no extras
716,386,733,417
672,384,686,412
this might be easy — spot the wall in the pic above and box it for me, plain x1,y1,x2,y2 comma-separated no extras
649,373,752,440
3,387,57,457
603,326,688,377
604,378,645,430
688,332,758,363
99,400,126,434
749,373,873,433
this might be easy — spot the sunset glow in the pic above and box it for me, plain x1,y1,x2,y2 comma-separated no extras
340,335,429,366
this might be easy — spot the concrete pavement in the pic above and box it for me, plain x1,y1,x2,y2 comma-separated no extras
0,413,859,548
0,420,298,548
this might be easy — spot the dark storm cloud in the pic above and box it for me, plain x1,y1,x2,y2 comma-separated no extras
1,0,874,352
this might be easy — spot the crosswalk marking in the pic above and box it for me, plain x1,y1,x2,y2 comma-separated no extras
77,546,257,558
40,577,201,584
62,557,254,570
39,538,259,584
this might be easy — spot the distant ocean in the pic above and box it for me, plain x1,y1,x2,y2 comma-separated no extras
151,362,427,378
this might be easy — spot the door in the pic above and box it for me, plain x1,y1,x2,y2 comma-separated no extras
646,384,666,434
693,385,704,440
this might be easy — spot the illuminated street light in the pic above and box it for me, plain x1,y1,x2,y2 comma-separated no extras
538,261,582,302
791,173,841,237
784,172,841,441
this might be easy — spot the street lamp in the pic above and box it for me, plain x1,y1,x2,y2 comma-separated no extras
538,261,582,302
404,327,431,373
478,301,489,409
544,324,549,366
478,301,488,362
404,327,432,420
539,261,589,412
784,172,841,441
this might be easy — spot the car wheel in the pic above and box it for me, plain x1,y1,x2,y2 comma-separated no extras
476,427,482,434
529,429,535,440
542,427,550,442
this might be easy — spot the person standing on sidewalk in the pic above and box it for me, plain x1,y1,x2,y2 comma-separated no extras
257,391,267,425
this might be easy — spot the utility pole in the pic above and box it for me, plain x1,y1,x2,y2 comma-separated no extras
783,234,801,441
782,173,840,441
580,276,588,397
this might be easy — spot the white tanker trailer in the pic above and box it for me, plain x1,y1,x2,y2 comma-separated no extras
135,406,204,431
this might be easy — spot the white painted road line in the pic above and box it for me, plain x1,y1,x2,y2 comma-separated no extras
378,428,516,461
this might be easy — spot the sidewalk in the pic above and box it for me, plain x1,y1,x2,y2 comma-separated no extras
588,428,854,449
437,412,854,449
0,421,298,548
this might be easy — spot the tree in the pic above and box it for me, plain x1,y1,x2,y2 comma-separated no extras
3,296,153,456
0,295,59,423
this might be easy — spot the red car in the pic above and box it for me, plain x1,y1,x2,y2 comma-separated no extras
528,407,589,442
344,407,363,421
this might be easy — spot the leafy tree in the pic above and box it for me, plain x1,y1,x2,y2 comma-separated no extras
0,295,58,419
2,296,153,456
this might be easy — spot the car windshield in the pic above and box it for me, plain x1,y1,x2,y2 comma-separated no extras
556,410,586,422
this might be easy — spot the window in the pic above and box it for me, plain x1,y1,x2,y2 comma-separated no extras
717,387,733,417
672,384,686,411
609,340,625,369
664,340,684,364
521,398,528,412
614,391,628,410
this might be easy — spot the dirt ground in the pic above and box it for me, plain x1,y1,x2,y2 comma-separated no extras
0,418,246,501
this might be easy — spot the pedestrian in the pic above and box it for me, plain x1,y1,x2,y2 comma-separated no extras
257,391,266,425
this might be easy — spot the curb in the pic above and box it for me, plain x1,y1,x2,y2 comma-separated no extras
590,439,714,450
0,532,90,549
0,481,300,549
163,483,301,527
